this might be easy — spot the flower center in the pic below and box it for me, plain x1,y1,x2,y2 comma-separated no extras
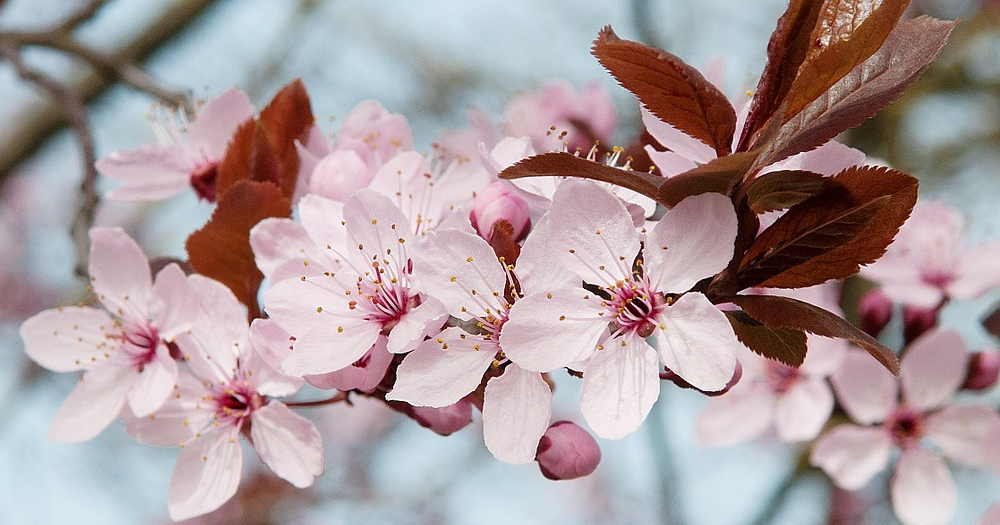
604,279,663,338
212,380,264,426
115,321,160,370
884,407,925,448
357,260,411,330
764,362,800,394
190,161,219,203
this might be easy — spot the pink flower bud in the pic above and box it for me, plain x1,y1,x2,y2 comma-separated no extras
904,304,940,344
661,360,742,396
859,288,893,337
471,181,531,241
307,149,373,201
963,349,1000,391
392,399,473,436
535,421,601,480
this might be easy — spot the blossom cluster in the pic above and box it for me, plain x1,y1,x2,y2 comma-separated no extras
18,2,1000,523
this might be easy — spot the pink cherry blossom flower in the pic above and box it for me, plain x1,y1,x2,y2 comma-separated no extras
250,193,347,284
500,180,744,439
503,81,617,153
470,181,531,241
20,227,198,442
125,275,319,521
263,190,448,377
862,200,1000,308
698,284,848,446
812,328,1000,525
96,88,254,202
387,227,558,463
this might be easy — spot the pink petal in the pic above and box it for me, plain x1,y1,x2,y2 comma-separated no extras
386,298,448,354
96,143,193,201
183,275,249,380
548,180,640,285
810,425,892,490
250,218,317,279
386,327,497,407
168,428,243,521
830,348,898,424
655,293,740,392
580,336,660,440
515,213,577,292
951,241,1000,300
891,448,956,525
410,228,507,320
247,319,304,397
798,334,847,377
248,318,294,373
149,263,198,340
48,366,133,443
641,106,715,164
483,365,552,464
978,505,1000,525
774,378,834,442
126,344,177,417
297,194,347,254
644,148,699,178
644,192,737,293
305,335,392,392
925,404,1000,466
696,382,774,447
89,227,152,321
284,322,381,377
124,371,213,447
307,149,374,201
20,306,115,372
343,190,413,270
185,87,255,159
500,287,607,372
901,328,967,411
762,139,865,176
250,402,324,488
987,422,1000,476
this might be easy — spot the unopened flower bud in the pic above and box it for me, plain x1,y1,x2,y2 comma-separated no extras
535,421,601,480
963,349,1000,391
307,149,373,201
471,181,530,241
859,289,893,337
661,360,742,396
904,304,940,344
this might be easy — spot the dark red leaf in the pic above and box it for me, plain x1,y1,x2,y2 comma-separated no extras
593,26,736,156
725,310,808,367
745,169,829,213
215,118,259,199
984,306,1000,340
738,0,826,150
755,16,955,167
258,78,315,198
728,294,899,375
499,152,666,203
186,180,291,315
658,150,758,207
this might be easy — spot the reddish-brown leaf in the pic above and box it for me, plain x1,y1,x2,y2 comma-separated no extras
258,79,315,197
593,26,736,156
658,150,758,207
783,0,911,122
745,169,829,213
738,0,825,150
751,165,917,289
186,180,291,314
728,294,899,375
756,16,955,167
983,306,1000,340
725,310,808,367
499,152,666,202
215,118,258,199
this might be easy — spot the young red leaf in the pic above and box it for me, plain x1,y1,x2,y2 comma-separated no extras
755,16,955,167
214,118,258,199
746,165,917,289
745,169,828,213
185,180,291,315
728,294,899,375
738,0,825,150
658,150,758,207
782,0,911,122
258,78,315,198
593,26,736,156
499,152,665,202
724,310,808,367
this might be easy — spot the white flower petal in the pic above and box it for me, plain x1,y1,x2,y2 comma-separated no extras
641,106,715,164
655,293,739,392
125,372,213,447
126,345,177,417
696,382,774,447
580,337,660,440
925,404,1000,466
411,229,507,320
830,348,898,424
810,425,892,490
149,263,198,339
387,327,497,407
48,366,133,443
20,306,115,372
185,87,255,159
250,402,324,488
168,428,243,521
901,329,967,411
89,227,152,321
891,448,956,525
386,298,448,354
774,378,834,442
500,287,607,372
483,365,552,464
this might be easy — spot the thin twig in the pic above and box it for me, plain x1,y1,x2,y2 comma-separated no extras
0,46,98,277
285,391,351,408
56,0,111,33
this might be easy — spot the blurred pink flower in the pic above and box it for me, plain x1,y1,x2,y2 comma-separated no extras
812,328,1000,525
503,81,617,153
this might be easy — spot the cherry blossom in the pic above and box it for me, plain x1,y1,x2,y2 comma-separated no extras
20,227,198,442
125,275,319,521
386,227,554,463
96,88,254,202
501,180,744,439
862,200,1000,308
535,421,602,480
470,180,531,241
503,81,617,153
811,328,1000,525
263,190,448,377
